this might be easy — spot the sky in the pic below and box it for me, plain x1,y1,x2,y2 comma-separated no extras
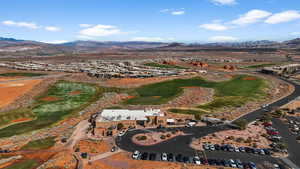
0,0,300,43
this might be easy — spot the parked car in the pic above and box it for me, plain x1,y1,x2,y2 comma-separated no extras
210,144,216,151
234,147,240,152
175,154,183,162
259,149,265,155
222,159,230,167
111,146,117,152
149,153,156,161
249,162,257,169
167,153,174,161
183,156,190,163
193,156,201,165
161,153,168,161
132,150,140,159
236,159,243,168
118,130,126,137
239,147,246,153
201,158,208,165
229,159,237,168
214,144,221,150
141,152,148,160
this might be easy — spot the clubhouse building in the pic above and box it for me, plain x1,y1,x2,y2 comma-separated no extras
94,109,167,137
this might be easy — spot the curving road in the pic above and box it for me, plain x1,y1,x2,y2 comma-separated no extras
117,75,300,168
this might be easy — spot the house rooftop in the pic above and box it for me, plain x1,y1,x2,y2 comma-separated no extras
98,109,164,122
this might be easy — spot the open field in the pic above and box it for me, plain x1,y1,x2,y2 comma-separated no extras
0,72,45,77
0,81,99,138
21,137,56,150
124,75,266,109
4,159,38,169
144,62,187,69
0,78,42,109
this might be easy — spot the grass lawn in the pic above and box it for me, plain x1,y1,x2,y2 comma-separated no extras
0,108,35,128
5,159,38,169
168,108,207,115
0,81,100,138
144,62,187,69
21,137,56,150
124,75,267,109
0,72,45,77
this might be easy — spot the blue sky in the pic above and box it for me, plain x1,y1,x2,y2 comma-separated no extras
0,0,300,43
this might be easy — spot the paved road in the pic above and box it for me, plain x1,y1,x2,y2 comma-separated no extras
117,75,300,168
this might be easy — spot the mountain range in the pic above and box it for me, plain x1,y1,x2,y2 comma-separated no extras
0,37,299,57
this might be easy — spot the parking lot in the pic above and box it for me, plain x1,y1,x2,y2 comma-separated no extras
131,150,285,169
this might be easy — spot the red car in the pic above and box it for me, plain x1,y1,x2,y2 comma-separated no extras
262,122,272,127
267,130,279,135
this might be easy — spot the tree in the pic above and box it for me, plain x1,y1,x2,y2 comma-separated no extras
117,123,124,130
233,119,248,130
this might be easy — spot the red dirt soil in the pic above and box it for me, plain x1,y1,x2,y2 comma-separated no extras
11,118,33,123
69,90,82,95
0,78,42,108
243,77,257,80
40,96,60,102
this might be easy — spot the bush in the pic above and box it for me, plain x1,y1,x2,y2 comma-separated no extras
233,119,248,130
136,135,147,141
236,137,245,143
166,134,171,137
160,135,166,140
117,123,124,130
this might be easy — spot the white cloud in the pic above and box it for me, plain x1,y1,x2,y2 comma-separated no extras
265,10,300,24
210,0,236,5
199,23,228,31
160,8,185,16
290,32,300,36
2,20,38,29
160,9,170,13
79,24,93,28
43,40,69,44
171,11,185,15
231,9,272,25
79,24,122,37
210,36,238,42
45,26,61,32
131,37,174,42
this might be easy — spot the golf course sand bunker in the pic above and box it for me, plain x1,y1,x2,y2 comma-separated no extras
0,78,42,108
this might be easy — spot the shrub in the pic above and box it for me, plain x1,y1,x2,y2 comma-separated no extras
166,134,171,137
160,135,166,140
117,123,124,130
136,135,147,141
236,137,245,143
233,119,248,130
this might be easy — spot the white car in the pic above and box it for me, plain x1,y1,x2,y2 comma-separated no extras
234,147,240,152
193,156,201,165
118,131,126,137
132,150,140,159
161,153,168,161
273,164,280,169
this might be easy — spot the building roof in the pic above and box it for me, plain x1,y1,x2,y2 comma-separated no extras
98,109,164,122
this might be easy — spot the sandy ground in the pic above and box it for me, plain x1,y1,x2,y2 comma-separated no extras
84,152,232,169
132,131,184,146
0,78,42,108
191,123,271,150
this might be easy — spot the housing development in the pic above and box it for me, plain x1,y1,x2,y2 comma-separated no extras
1,0,300,169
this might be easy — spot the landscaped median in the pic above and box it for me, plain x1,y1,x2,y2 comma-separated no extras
132,130,185,146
